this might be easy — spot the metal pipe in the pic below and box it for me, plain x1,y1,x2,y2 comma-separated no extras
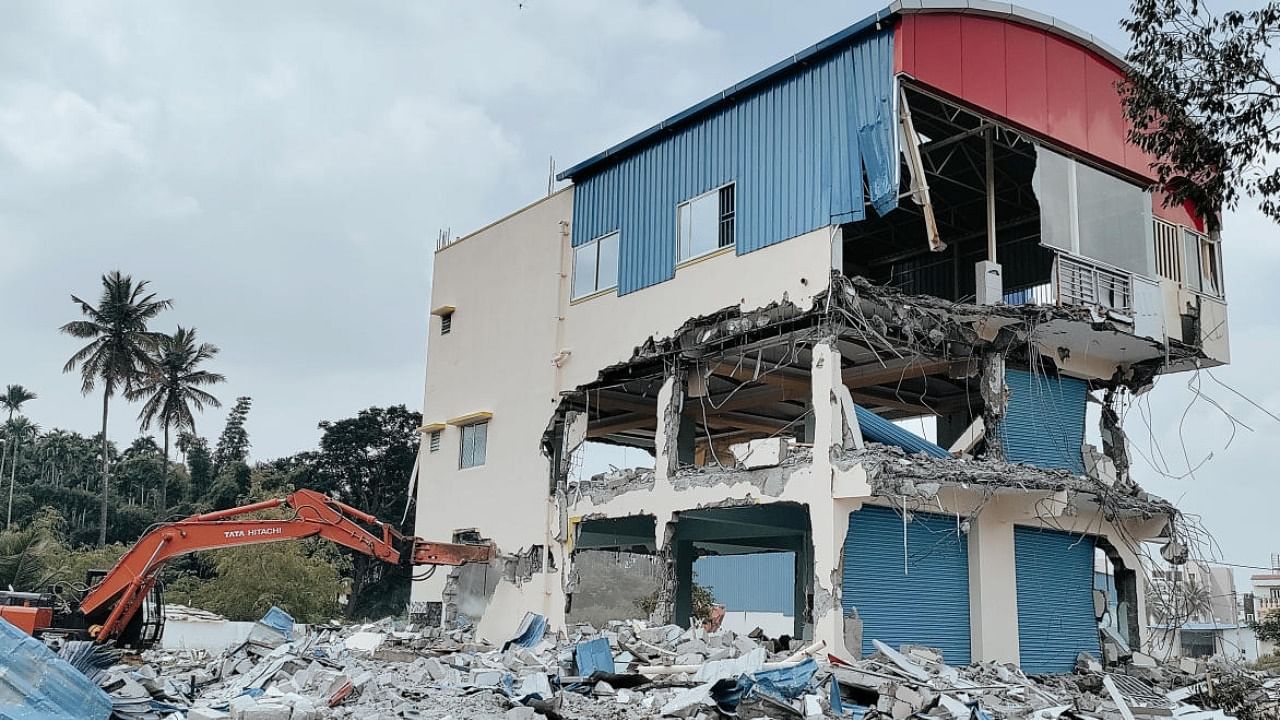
986,127,997,262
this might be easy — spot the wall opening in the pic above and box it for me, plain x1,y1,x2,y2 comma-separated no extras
567,515,660,626
667,503,812,639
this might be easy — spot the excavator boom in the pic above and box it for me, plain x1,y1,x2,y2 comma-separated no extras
73,489,489,645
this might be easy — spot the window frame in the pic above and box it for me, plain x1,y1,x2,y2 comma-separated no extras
676,182,736,265
571,231,620,300
458,420,489,469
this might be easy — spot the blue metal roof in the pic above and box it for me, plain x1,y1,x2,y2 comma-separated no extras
556,6,897,181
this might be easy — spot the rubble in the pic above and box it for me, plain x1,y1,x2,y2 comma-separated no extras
28,607,1272,720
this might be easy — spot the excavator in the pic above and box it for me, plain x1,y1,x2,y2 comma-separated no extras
0,489,491,649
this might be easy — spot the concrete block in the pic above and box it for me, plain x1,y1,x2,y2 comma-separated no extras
895,684,924,710
731,437,788,469
506,707,537,720
240,705,291,720
187,709,231,720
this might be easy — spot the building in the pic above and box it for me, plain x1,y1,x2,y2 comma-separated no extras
409,3,1229,673
1251,554,1280,656
1147,562,1258,663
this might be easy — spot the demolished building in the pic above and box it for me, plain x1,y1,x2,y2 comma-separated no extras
409,2,1230,675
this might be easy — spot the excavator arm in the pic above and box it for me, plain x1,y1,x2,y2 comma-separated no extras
77,489,490,645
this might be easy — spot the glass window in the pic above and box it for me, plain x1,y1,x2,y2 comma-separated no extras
1182,229,1203,293
572,232,619,299
459,421,488,469
677,183,735,262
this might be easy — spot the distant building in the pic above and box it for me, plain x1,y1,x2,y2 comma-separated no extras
1148,562,1257,662
1251,554,1280,655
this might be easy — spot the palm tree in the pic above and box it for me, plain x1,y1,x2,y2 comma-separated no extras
131,327,225,510
4,416,40,529
0,385,36,494
60,271,172,546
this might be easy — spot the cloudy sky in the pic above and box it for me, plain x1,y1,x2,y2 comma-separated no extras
2,1,1275,580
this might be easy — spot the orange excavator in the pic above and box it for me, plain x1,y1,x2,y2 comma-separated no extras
0,489,491,648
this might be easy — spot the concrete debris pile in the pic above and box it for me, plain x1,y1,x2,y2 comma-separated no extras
98,609,1273,720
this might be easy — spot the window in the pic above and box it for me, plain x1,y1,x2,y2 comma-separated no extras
459,421,488,468
428,430,441,453
1180,229,1222,296
572,232,619,299
677,183,735,263
440,311,453,335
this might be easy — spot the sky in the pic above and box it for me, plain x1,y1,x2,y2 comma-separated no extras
0,1,1275,582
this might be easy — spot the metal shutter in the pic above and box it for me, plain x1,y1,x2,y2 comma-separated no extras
999,369,1087,474
693,553,795,614
1014,527,1100,673
842,506,971,663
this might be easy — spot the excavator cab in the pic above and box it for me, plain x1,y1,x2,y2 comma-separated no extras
84,569,165,649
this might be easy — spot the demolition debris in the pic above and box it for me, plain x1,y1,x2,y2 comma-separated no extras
6,607,1276,720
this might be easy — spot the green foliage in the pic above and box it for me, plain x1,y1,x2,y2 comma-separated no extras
165,543,343,623
60,271,173,546
1252,613,1280,643
634,584,717,621
1,385,37,421
0,510,63,590
1251,652,1280,673
213,397,252,474
1122,0,1280,226
310,405,421,618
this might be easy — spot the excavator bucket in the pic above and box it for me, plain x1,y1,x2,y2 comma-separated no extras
410,540,493,566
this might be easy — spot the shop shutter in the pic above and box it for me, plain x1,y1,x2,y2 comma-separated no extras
1014,526,1100,673
842,505,971,664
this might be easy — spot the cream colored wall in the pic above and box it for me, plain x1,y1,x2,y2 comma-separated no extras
558,226,837,389
411,189,571,609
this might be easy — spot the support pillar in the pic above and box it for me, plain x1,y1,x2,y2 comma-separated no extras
980,352,1007,460
967,503,1020,664
655,366,686,483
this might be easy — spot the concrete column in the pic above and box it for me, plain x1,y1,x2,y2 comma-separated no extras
673,538,695,628
967,503,1020,663
979,352,1007,460
809,340,847,657
655,368,685,484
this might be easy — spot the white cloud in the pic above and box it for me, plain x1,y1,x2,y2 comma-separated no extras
0,84,145,175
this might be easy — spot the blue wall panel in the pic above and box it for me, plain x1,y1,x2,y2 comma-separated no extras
1015,527,1100,673
693,552,795,614
999,368,1087,474
570,29,897,295
842,506,972,664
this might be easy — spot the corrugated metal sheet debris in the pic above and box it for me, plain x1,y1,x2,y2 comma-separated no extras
855,404,950,458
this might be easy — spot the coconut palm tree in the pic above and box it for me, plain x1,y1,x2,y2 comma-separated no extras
0,385,36,493
131,327,225,510
60,271,172,546
4,416,40,529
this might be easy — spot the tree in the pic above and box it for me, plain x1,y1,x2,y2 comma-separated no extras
213,397,252,474
1254,613,1280,643
0,385,36,497
185,436,213,504
60,271,172,546
165,542,344,623
131,327,225,511
5,417,40,529
310,405,421,618
1122,0,1280,227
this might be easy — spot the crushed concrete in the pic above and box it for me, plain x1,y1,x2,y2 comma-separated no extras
78,609,1277,720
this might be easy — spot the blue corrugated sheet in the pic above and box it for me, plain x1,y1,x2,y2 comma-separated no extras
999,369,1087,474
569,28,897,295
1014,527,1099,673
574,637,613,677
855,404,950,458
0,617,112,720
842,506,972,664
693,552,795,614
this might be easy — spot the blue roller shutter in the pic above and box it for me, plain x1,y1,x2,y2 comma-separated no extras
999,369,1087,474
842,506,971,664
1014,527,1099,673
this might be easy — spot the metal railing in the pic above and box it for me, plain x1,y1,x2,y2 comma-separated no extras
1153,218,1182,282
1055,251,1133,312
